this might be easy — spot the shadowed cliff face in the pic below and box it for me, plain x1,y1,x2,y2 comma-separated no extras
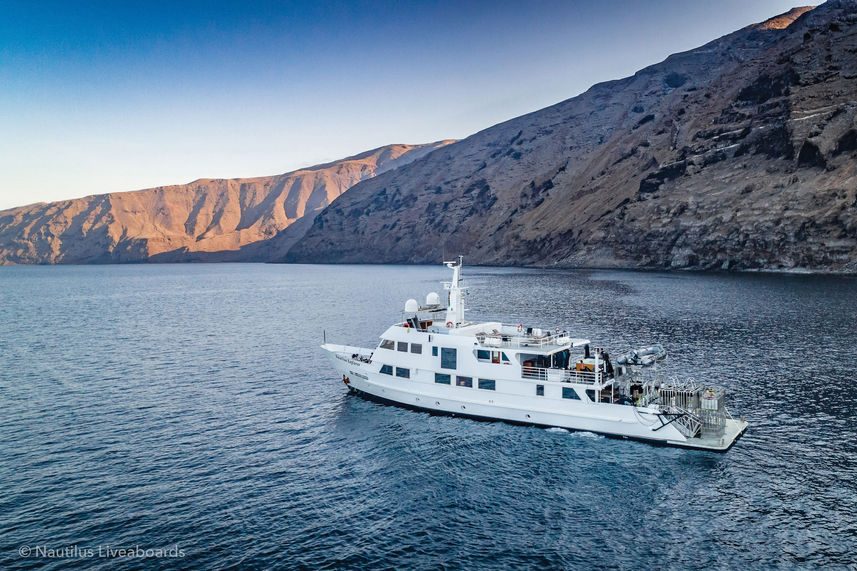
0,141,454,264
288,1,857,273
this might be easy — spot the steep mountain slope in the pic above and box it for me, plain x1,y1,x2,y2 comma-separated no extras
288,2,857,272
0,141,453,264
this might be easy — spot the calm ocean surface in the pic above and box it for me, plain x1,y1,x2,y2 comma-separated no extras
1,263,856,570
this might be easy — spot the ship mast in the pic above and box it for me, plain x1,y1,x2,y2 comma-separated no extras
443,255,465,327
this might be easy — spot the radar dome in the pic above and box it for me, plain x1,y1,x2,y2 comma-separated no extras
426,292,440,306
404,298,419,313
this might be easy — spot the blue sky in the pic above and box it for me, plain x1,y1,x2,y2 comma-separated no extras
0,0,818,209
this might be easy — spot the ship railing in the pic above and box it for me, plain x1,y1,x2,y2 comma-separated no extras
477,328,571,349
635,391,659,407
334,352,372,364
521,366,601,385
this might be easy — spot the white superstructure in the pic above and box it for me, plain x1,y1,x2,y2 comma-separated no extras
322,258,748,451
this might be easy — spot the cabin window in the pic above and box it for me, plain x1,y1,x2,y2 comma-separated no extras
380,365,393,375
456,376,473,388
478,379,495,391
440,348,457,370
432,346,438,356
585,389,596,402
396,367,410,379
397,342,408,352
478,349,507,363
536,384,544,396
410,343,422,354
562,387,581,400
435,373,451,384
380,339,395,350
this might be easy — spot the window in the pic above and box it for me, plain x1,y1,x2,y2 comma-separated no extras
397,341,408,352
476,349,491,361
380,365,393,375
432,346,438,356
435,373,451,384
478,379,495,391
440,348,457,370
411,343,422,354
585,389,596,402
396,367,410,379
380,339,395,350
536,384,544,396
501,352,510,363
563,387,581,400
456,376,473,388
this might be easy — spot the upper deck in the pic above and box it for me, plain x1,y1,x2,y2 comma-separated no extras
396,257,588,355
398,320,589,354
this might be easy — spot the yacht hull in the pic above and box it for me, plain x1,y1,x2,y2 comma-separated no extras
326,348,748,452
348,384,747,452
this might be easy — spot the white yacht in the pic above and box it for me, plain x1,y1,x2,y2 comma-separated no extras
322,258,748,451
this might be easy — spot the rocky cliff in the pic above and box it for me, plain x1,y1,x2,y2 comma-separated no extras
0,141,454,264
288,2,857,272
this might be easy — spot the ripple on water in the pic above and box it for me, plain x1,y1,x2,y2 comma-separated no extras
1,264,855,569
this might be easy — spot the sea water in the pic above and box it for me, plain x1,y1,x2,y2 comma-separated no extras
1,264,855,569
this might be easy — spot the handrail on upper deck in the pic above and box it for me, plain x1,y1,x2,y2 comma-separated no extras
521,365,602,385
476,327,573,349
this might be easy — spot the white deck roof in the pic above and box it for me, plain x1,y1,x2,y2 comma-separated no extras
414,320,590,353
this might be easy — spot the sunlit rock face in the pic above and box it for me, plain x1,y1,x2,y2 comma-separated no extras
0,141,454,264
289,2,857,273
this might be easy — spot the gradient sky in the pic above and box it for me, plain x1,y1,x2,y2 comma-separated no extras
0,0,819,210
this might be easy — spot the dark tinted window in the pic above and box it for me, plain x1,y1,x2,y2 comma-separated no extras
380,339,395,350
456,376,473,387
397,342,408,352
585,389,596,402
396,367,410,378
478,379,495,391
380,365,393,375
563,387,581,400
536,384,544,396
476,349,490,360
432,346,438,356
411,343,422,354
435,373,451,384
440,348,457,369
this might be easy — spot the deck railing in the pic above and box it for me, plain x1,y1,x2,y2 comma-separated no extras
477,330,572,349
521,366,601,385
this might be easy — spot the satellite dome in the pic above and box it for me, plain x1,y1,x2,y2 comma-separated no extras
404,298,419,313
426,292,440,306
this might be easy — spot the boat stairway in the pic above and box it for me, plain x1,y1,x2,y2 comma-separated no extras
655,405,703,438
